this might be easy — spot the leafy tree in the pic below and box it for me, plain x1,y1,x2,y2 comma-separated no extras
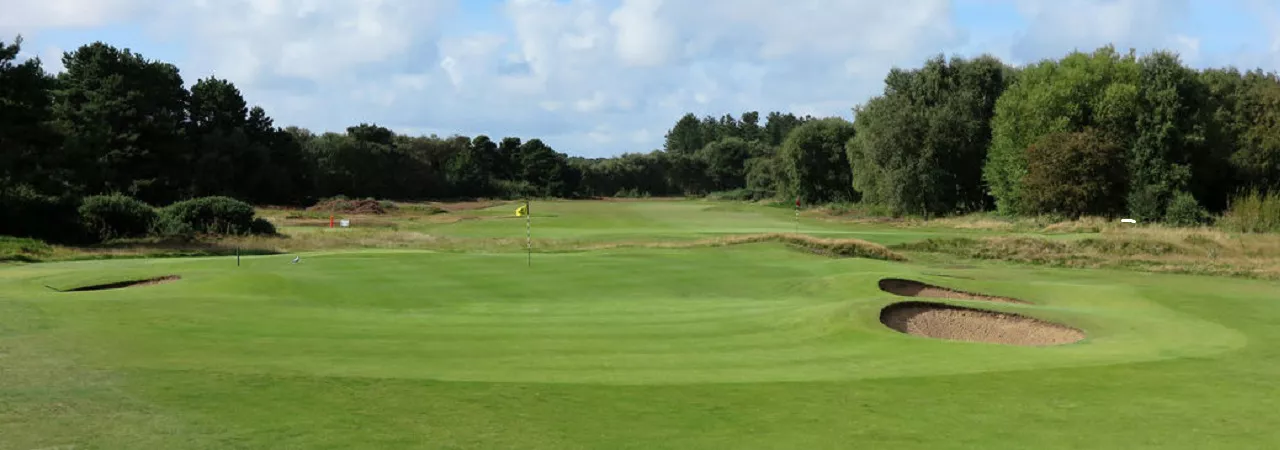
1127,51,1204,221
663,113,704,154
984,46,1140,214
1019,129,1128,218
1231,72,1280,193
52,42,191,204
519,139,578,197
779,118,857,204
699,137,760,191
848,54,1010,216
0,36,61,194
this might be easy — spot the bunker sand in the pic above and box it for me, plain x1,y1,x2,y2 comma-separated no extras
880,301,1085,346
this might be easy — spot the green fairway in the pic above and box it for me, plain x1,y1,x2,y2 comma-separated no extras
274,199,1045,246
4,201,1280,449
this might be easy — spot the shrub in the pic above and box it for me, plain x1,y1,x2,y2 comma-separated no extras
1164,191,1209,227
78,194,157,241
249,217,278,235
150,213,197,239
0,185,89,244
1219,189,1280,233
0,236,54,262
156,196,263,236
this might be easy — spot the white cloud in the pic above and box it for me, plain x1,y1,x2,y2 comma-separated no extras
0,0,145,30
609,0,674,67
1009,0,1192,61
6,0,1277,158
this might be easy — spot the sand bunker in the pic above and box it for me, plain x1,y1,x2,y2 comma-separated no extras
878,278,1028,304
64,275,180,292
879,301,1084,346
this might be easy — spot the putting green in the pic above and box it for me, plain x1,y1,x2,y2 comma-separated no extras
2,244,1247,385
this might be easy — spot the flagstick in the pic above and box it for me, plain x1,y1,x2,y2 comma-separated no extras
525,199,532,267
794,197,800,234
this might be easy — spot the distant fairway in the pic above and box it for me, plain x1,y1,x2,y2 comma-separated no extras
3,200,1279,449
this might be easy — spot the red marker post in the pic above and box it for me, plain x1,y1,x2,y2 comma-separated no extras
330,215,335,228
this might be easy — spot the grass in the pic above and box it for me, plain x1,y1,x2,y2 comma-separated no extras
3,198,1280,448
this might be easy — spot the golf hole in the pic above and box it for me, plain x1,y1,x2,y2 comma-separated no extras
878,278,1029,304
63,275,181,292
879,301,1084,346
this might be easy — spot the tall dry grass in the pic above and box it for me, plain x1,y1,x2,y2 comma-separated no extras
1218,189,1280,233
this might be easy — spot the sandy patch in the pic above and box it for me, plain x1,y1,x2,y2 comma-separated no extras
879,301,1084,346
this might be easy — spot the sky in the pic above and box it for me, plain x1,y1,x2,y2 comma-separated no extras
4,0,1279,158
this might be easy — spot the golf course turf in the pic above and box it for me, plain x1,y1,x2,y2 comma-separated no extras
2,200,1279,449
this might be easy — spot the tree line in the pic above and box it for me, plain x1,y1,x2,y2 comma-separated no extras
4,36,1280,245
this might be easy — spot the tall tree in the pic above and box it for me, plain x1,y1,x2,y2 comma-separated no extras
1127,51,1205,221
0,36,61,193
52,42,191,204
984,46,1140,214
779,118,857,204
848,54,1011,215
663,113,705,154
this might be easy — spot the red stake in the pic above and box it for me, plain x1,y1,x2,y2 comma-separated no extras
330,215,334,228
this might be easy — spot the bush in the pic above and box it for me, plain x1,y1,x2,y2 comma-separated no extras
707,188,775,202
151,213,197,239
78,194,157,241
249,217,277,235
1164,191,1209,227
0,236,54,262
156,196,264,236
0,185,89,244
1219,189,1280,233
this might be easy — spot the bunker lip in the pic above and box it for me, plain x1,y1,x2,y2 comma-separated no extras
63,275,181,292
879,301,1084,347
879,278,1029,304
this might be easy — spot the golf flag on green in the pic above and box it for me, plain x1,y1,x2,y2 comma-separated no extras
525,200,531,266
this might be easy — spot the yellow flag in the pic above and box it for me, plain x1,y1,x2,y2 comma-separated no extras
515,204,527,217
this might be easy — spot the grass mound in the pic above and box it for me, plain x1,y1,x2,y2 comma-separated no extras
307,198,394,215
878,278,1028,304
721,233,907,261
880,301,1084,346
586,233,907,261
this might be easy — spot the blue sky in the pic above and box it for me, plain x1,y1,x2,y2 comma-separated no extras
5,0,1279,157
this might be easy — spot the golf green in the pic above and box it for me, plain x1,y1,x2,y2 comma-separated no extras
3,240,1278,448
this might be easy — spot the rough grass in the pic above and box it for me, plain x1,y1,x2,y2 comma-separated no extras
1218,189,1280,233
894,227,1280,280
582,233,906,261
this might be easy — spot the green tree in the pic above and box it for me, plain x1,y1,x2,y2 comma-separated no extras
1019,129,1128,218
1231,72,1280,193
663,113,705,154
0,36,62,194
1127,51,1204,221
699,137,761,191
52,42,191,204
984,46,1140,214
779,118,857,204
848,54,1011,216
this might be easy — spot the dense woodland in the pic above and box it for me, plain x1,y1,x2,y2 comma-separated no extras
3,36,1280,244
